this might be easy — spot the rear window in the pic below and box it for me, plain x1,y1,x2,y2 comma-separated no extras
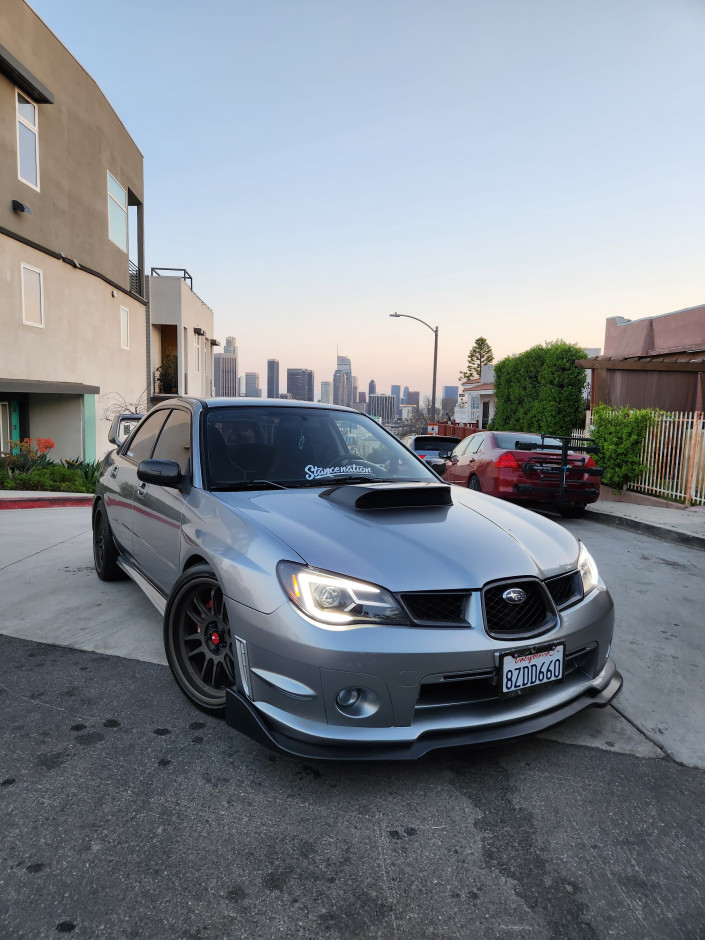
411,436,461,451
493,433,563,450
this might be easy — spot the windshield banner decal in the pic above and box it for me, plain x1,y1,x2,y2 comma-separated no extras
305,464,373,480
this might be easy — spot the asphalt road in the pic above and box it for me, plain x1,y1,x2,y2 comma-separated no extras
1,510,703,939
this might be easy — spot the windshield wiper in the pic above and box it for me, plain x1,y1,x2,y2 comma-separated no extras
210,480,286,491
290,475,391,487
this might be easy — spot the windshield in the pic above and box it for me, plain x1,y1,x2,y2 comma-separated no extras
204,406,438,489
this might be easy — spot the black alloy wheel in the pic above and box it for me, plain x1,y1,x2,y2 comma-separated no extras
93,502,125,581
468,474,482,492
164,566,236,715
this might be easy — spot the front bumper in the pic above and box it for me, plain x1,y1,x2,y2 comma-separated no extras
226,661,623,760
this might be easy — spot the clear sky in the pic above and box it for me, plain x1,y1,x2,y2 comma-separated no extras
27,0,705,400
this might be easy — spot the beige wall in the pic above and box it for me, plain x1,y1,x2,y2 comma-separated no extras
1,239,147,457
0,0,143,292
28,394,83,460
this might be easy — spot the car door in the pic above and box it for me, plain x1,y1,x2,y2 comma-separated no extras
105,410,170,555
450,434,484,485
445,436,475,484
131,407,191,595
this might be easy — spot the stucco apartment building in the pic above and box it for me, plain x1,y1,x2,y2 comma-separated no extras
0,0,146,460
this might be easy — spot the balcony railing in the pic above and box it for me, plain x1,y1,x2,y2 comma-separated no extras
129,260,142,295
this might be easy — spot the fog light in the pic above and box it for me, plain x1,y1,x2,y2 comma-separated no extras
336,687,360,708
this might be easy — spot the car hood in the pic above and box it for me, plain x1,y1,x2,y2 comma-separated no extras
212,485,580,591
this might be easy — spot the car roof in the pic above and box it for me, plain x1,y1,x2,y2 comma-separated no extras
157,397,361,414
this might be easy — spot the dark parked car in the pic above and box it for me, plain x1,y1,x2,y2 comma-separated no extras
92,399,620,759
444,431,601,515
401,434,462,461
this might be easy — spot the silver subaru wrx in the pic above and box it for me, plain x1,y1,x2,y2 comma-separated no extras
93,397,622,759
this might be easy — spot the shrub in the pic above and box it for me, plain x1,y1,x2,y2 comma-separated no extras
590,405,655,489
1,465,93,493
490,341,587,436
62,458,101,489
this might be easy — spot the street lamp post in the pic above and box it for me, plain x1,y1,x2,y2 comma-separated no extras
389,312,439,423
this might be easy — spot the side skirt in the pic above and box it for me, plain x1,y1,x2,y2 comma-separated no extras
116,556,167,616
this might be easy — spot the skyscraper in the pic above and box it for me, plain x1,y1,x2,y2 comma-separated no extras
368,379,376,397
287,368,314,401
333,369,350,406
320,381,331,403
337,355,352,376
213,353,237,396
267,360,279,399
391,384,401,419
245,373,261,397
224,336,237,356
406,390,420,408
368,393,397,425
443,385,459,402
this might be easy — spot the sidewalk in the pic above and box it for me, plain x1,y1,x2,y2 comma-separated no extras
586,489,705,551
2,486,705,550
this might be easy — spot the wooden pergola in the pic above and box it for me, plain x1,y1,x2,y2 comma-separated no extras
576,356,705,410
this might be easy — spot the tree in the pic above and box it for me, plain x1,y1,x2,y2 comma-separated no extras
489,341,587,437
459,337,494,382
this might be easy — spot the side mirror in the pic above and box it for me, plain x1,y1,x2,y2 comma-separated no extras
438,450,450,459
137,459,182,487
108,413,144,447
425,457,448,477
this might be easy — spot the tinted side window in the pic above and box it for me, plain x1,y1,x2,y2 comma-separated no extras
152,409,191,475
126,411,169,463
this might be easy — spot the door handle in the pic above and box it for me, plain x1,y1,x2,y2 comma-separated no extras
110,467,119,479
136,482,148,498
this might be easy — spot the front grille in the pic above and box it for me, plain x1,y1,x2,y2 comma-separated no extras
482,579,556,640
399,592,468,624
545,571,583,610
415,644,597,710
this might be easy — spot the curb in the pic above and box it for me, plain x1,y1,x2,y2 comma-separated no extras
0,495,93,510
585,509,705,552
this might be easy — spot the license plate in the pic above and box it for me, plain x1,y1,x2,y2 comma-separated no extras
501,643,564,695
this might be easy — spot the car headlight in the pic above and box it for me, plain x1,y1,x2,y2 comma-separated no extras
578,543,599,595
277,562,406,627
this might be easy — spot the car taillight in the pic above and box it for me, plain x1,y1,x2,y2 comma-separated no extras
494,452,521,469
418,454,426,459
584,456,596,467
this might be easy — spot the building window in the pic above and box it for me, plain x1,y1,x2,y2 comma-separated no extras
194,334,200,373
17,90,39,190
120,306,130,349
108,172,128,251
470,395,480,412
21,263,44,327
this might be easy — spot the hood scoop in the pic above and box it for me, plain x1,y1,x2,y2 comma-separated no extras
319,482,453,511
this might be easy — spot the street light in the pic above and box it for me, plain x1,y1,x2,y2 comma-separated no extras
389,312,439,423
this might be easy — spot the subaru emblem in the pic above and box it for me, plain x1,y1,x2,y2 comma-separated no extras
503,588,526,605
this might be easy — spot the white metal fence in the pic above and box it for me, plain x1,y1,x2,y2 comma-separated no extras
631,411,705,507
574,411,705,506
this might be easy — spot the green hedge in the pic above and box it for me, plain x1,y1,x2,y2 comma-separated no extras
490,341,587,436
0,465,94,493
590,405,655,489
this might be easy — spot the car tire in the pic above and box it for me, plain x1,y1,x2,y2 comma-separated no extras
558,504,587,518
93,501,126,581
164,565,235,716
468,475,482,492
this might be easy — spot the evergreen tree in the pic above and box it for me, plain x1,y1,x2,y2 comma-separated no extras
459,337,494,382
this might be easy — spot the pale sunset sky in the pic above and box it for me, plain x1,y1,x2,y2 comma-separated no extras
26,0,705,399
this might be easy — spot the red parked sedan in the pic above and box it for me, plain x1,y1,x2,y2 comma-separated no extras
444,431,602,515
